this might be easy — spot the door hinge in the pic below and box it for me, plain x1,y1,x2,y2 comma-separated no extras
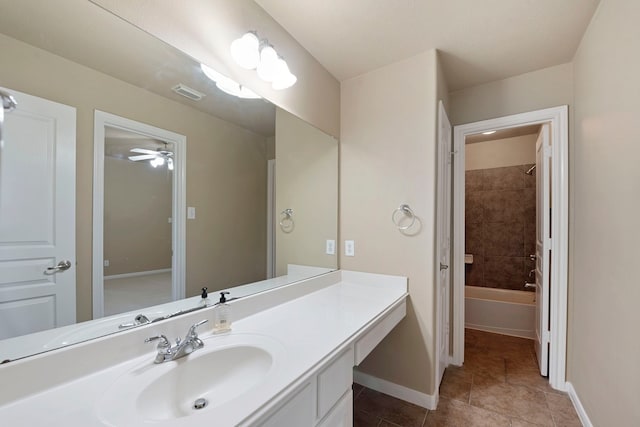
543,330,551,344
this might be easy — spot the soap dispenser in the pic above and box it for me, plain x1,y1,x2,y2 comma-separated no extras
198,287,210,307
213,291,231,333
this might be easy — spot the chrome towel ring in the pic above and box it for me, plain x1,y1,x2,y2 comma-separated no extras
279,208,294,233
392,204,416,230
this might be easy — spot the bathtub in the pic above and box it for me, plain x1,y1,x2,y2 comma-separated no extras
465,286,535,339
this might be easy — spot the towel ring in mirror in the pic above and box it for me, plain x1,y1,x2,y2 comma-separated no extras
279,208,294,233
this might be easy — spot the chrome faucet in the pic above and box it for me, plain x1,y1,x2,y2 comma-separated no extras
118,314,151,329
145,319,208,363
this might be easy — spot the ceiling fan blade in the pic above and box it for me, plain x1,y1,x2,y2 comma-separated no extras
130,148,157,155
128,154,156,161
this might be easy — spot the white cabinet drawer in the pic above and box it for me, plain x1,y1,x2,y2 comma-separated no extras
354,301,406,365
258,382,314,427
317,389,353,427
316,347,354,420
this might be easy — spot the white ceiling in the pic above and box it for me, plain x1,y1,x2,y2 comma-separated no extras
255,0,600,90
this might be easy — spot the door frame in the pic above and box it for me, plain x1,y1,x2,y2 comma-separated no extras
266,159,276,279
92,111,186,318
451,106,569,390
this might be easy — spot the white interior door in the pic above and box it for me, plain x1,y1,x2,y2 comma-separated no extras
436,101,452,385
0,88,76,340
535,123,551,376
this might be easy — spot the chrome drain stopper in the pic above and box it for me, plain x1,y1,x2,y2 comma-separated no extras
193,398,208,410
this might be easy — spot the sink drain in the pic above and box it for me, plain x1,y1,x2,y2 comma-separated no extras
193,398,208,410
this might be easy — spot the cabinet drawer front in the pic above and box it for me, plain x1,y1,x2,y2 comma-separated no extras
317,389,353,427
317,347,354,420
355,302,406,365
258,382,314,427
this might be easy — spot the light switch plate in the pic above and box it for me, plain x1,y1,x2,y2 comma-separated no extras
103,259,110,267
187,207,196,219
326,239,336,255
345,240,355,257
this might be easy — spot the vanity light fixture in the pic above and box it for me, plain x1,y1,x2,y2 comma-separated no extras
230,31,297,90
230,31,260,69
200,64,261,99
200,64,260,99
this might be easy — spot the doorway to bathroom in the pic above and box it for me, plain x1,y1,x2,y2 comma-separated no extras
451,106,569,391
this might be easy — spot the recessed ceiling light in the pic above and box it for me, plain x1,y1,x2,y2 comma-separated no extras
482,130,497,135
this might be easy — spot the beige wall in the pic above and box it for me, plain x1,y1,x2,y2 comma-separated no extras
449,63,573,126
570,0,640,424
103,155,172,275
275,108,338,275
91,0,340,138
0,34,268,321
341,50,441,395
265,135,276,160
465,134,537,170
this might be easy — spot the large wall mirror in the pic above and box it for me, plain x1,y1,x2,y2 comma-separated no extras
0,0,338,362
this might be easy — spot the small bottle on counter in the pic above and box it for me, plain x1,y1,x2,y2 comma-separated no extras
198,287,210,307
213,291,231,333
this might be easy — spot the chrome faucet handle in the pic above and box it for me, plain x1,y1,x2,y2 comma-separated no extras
145,334,170,347
145,334,172,363
186,319,208,339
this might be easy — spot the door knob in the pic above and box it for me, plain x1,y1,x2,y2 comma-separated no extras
45,260,71,274
440,263,449,271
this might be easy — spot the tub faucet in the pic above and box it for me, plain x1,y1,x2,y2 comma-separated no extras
145,319,208,363
528,269,535,278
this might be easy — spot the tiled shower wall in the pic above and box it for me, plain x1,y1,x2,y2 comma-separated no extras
465,164,536,291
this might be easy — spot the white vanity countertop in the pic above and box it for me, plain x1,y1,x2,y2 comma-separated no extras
0,270,407,427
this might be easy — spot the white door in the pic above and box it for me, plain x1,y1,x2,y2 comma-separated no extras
436,101,452,385
0,88,76,340
535,123,551,376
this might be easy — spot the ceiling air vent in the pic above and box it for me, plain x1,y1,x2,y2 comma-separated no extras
171,84,206,101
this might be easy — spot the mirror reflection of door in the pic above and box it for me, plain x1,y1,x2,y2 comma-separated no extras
103,127,173,315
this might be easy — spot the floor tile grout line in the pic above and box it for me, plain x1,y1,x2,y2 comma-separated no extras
353,384,365,401
420,409,429,427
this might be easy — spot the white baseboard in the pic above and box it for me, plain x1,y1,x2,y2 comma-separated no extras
104,268,171,280
566,382,593,427
353,370,438,410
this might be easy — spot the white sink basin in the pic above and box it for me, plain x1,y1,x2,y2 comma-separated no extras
97,333,284,425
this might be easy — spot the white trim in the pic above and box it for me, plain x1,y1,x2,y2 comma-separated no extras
104,268,172,281
452,106,569,391
92,111,186,319
266,159,276,279
566,382,593,427
353,370,438,410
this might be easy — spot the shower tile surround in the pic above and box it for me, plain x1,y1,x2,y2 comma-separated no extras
465,165,536,291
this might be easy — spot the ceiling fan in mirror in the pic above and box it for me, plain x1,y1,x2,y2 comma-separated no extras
128,145,174,170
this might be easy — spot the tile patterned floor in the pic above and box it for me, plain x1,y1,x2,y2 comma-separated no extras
353,329,581,427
